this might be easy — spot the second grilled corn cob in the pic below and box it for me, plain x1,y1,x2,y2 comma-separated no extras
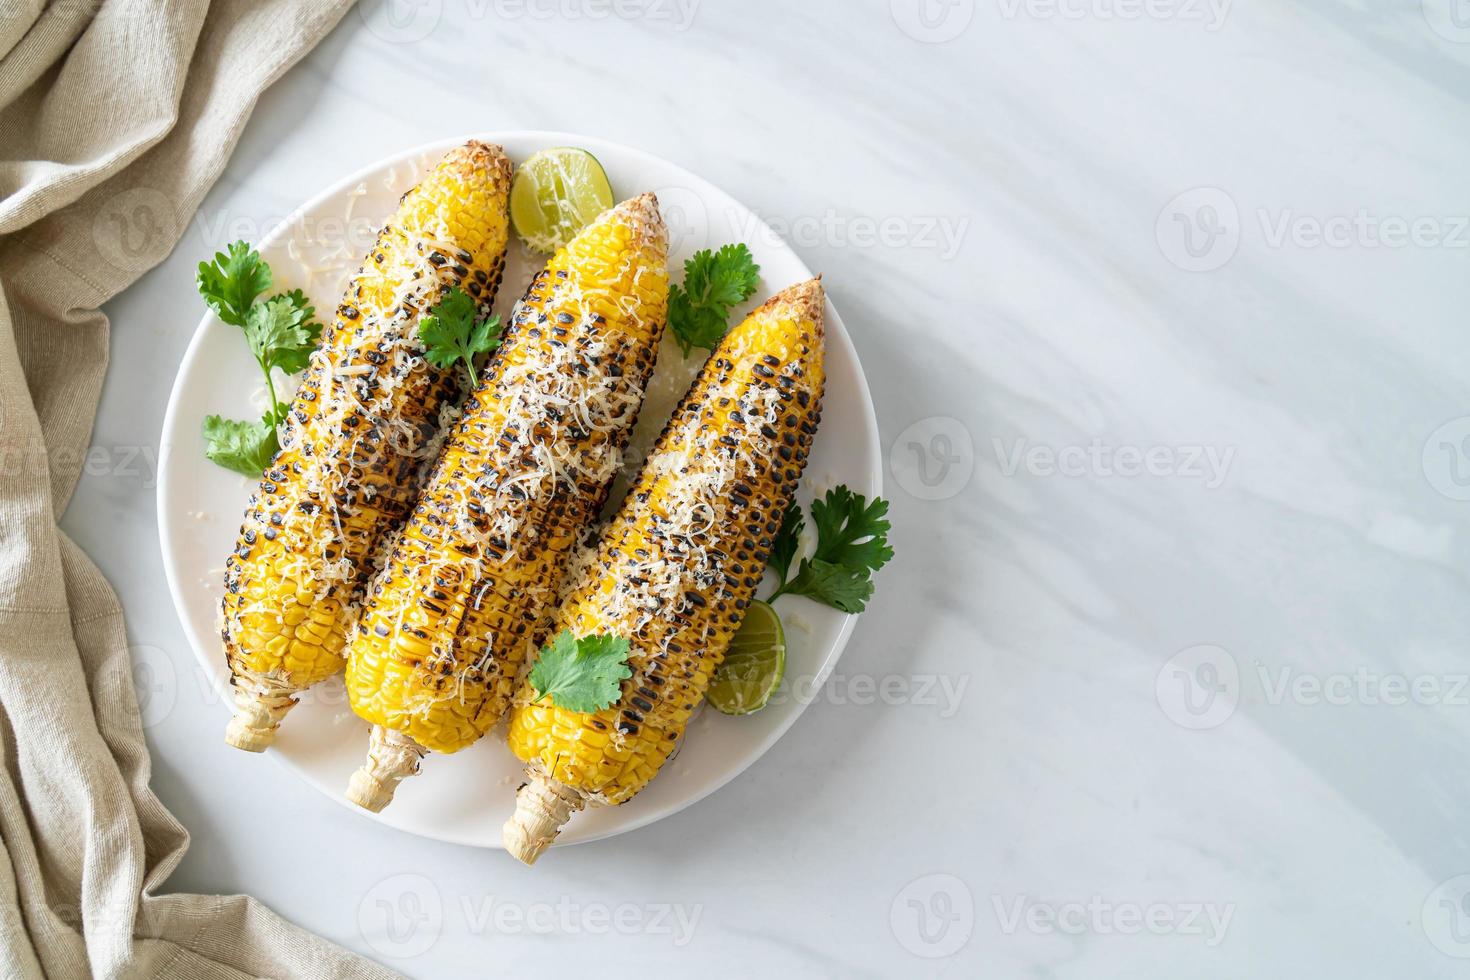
221,142,513,751
502,277,827,863
343,195,669,811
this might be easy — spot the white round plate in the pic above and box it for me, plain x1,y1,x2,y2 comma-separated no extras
157,132,881,849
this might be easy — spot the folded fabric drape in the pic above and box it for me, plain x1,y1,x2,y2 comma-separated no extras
0,2,400,976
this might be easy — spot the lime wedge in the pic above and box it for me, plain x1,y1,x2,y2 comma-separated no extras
707,600,785,716
510,147,614,253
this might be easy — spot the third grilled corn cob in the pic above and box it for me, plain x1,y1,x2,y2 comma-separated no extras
502,277,827,863
343,195,669,811
221,142,513,751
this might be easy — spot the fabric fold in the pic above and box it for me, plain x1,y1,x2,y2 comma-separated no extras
0,1,401,977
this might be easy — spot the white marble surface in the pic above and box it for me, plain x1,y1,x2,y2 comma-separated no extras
61,1,1470,976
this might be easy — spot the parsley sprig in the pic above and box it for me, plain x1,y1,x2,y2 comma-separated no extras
201,414,284,477
197,241,322,477
418,285,502,386
527,630,633,713
667,243,760,355
766,486,894,613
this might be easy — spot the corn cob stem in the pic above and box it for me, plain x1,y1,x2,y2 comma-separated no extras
504,770,584,865
223,670,298,752
345,725,427,812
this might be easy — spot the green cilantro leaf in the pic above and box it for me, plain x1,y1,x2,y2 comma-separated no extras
768,499,804,586
767,486,893,613
269,289,321,373
667,286,728,354
197,241,272,327
809,487,894,573
527,630,633,713
668,243,760,355
779,558,875,614
202,410,283,478
245,293,323,376
699,243,763,307
418,285,502,385
195,239,326,477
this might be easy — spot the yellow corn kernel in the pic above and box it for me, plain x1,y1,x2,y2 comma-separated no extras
342,195,670,813
503,277,827,864
221,142,513,752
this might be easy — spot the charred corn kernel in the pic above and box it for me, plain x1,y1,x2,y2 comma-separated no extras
342,195,670,812
502,277,827,864
221,142,514,752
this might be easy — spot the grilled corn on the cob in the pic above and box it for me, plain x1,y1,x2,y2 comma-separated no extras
502,277,827,863
222,142,513,751
344,195,670,811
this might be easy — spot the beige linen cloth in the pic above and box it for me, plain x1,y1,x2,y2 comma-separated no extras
0,2,401,977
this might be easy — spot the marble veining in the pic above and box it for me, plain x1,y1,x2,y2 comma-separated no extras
65,1,1470,976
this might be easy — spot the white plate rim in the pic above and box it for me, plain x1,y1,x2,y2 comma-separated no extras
157,130,883,849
